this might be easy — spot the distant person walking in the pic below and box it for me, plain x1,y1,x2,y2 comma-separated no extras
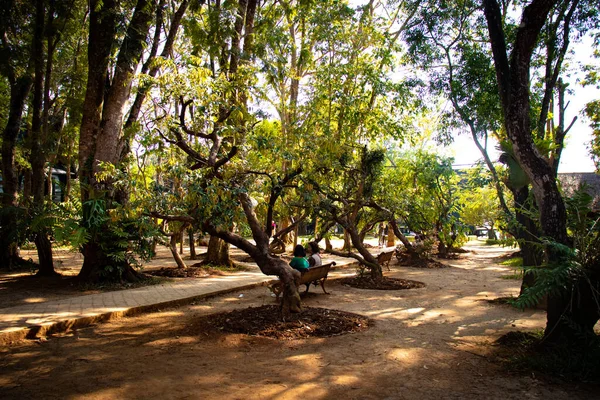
378,222,387,248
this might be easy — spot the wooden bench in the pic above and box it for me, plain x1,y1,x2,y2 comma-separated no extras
270,261,336,301
377,250,395,271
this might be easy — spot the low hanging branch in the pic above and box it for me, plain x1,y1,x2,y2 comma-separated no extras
269,213,308,254
326,248,378,271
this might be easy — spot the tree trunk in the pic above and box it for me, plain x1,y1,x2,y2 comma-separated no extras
512,186,544,302
204,236,233,267
34,233,56,276
77,0,156,283
483,0,599,343
179,230,184,254
31,0,56,276
0,74,33,268
343,230,352,251
293,224,298,248
387,224,395,247
64,154,71,202
279,218,294,245
389,219,417,256
169,234,187,269
188,229,197,260
203,192,302,315
346,223,382,280
437,236,448,258
79,240,144,282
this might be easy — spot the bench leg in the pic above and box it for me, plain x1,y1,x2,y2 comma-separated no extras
304,283,311,294
320,278,330,295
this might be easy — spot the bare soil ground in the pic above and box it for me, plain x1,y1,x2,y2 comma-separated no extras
1,243,598,399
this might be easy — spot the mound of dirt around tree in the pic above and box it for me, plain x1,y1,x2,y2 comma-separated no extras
191,305,370,340
395,252,448,268
148,266,225,278
338,275,425,290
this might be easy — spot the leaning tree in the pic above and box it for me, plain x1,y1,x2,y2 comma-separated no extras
483,0,600,343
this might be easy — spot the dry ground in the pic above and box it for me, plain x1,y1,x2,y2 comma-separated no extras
1,243,598,399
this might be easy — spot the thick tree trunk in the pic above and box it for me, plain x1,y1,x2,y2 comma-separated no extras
79,240,143,282
204,236,232,267
512,186,544,302
203,192,302,315
387,224,395,247
78,0,156,283
279,218,294,245
293,224,299,248
34,233,57,277
437,236,448,258
0,74,33,268
31,0,56,276
347,225,382,280
343,230,352,251
483,0,599,343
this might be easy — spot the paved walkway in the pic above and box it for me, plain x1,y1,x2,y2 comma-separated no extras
0,251,383,345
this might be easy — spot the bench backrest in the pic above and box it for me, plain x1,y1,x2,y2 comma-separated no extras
300,261,336,284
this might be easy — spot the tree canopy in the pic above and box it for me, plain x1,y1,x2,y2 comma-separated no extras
0,0,598,351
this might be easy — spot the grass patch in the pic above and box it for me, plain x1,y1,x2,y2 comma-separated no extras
208,263,254,272
499,257,523,279
500,272,523,280
495,331,600,383
500,257,523,267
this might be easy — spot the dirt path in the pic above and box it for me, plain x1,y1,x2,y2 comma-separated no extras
0,243,595,399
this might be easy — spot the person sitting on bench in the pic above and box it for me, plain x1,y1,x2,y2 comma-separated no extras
307,241,322,267
290,244,309,273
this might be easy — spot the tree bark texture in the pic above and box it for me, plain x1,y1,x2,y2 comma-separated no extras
188,229,197,260
78,0,157,282
0,73,33,268
483,0,598,342
169,233,187,269
30,0,56,276
203,192,302,314
205,236,232,267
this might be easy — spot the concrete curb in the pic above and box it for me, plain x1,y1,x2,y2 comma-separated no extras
0,280,273,346
0,259,362,346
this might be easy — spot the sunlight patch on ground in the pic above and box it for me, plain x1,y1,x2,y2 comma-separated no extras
387,347,422,366
285,353,323,370
404,309,460,327
281,382,327,399
453,293,509,307
151,310,183,318
23,297,48,303
481,266,508,272
363,306,424,319
72,387,128,400
331,374,360,385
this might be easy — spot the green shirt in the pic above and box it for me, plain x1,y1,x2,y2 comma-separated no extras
290,257,309,272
